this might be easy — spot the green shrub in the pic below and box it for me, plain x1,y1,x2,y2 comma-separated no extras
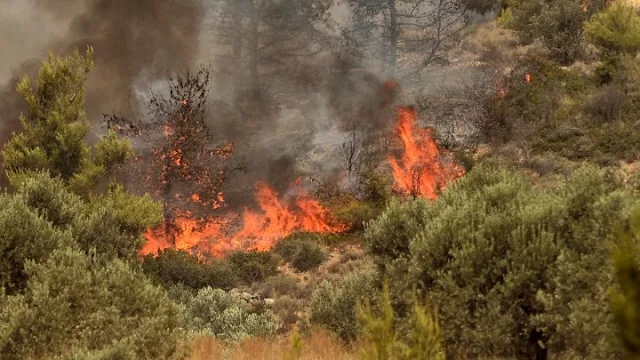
610,207,640,357
227,251,281,284
590,120,640,162
359,170,392,206
366,163,636,358
274,235,326,272
491,56,593,145
357,282,445,360
1,48,132,196
584,2,640,56
252,274,302,299
310,263,379,341
583,84,628,122
0,173,161,295
142,249,239,290
182,287,281,342
585,2,640,82
497,7,514,28
291,242,326,272
0,248,185,360
271,295,305,331
504,0,606,64
328,195,381,232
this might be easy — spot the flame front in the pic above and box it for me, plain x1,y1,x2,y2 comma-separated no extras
141,180,346,258
388,106,465,199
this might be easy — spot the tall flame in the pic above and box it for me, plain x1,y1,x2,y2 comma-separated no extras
388,106,465,199
141,180,346,258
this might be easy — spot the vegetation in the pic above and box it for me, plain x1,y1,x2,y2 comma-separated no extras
310,264,379,342
356,282,445,360
611,207,640,358
0,50,179,359
180,287,281,342
3,0,640,358
2,48,132,196
274,234,327,272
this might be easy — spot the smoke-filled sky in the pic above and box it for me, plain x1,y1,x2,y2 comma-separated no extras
0,0,483,198
0,0,207,185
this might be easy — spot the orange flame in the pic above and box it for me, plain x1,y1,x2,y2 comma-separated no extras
525,73,531,83
141,180,345,258
388,106,465,199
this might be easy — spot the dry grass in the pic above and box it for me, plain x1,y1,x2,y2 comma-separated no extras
188,330,357,360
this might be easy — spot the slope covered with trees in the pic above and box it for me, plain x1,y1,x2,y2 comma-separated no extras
1,1,640,359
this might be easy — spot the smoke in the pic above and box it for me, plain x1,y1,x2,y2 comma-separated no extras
0,0,204,184
0,0,403,206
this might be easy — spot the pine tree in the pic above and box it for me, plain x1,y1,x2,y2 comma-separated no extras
584,2,640,82
1,47,132,195
357,282,445,360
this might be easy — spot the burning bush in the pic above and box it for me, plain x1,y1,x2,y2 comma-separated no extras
387,106,465,199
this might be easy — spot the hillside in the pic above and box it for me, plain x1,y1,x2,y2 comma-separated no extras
1,0,640,359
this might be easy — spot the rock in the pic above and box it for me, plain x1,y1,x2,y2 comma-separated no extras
241,292,254,301
230,288,242,296
264,298,276,306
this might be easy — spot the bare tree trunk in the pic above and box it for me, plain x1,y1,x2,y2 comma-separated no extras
248,0,260,92
387,0,398,77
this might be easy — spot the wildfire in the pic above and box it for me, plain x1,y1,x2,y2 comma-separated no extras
141,179,346,258
525,73,531,83
388,106,465,199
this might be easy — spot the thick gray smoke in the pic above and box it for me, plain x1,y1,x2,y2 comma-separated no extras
0,0,402,203
0,0,204,185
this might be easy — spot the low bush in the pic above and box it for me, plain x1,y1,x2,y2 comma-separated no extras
273,234,327,272
357,283,445,360
0,248,185,360
271,295,306,331
142,249,239,290
366,163,636,358
583,84,627,122
252,274,302,299
610,207,640,358
182,287,281,342
226,251,281,285
310,263,379,341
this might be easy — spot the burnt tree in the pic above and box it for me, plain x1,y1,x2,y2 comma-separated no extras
105,67,243,227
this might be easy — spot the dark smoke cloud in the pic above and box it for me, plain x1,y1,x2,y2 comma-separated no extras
0,0,204,185
1,0,401,204
54,0,204,120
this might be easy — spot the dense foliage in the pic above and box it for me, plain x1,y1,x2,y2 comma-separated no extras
610,207,640,358
1,48,132,196
310,263,379,341
2,1,640,358
274,233,327,272
179,287,281,342
366,163,636,358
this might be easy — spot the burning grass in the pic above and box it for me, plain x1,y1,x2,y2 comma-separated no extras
142,180,347,258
